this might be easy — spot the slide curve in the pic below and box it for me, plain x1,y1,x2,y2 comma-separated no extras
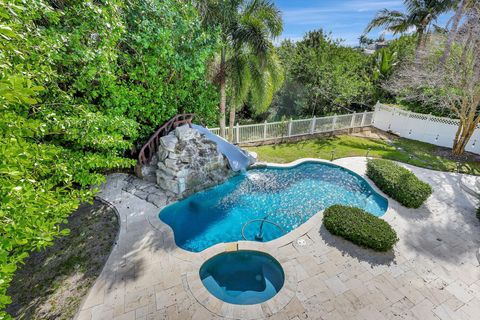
191,124,251,172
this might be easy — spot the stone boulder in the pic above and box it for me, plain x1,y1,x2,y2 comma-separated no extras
160,134,178,152
155,125,232,197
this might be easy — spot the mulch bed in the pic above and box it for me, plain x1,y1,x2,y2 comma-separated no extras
6,200,118,320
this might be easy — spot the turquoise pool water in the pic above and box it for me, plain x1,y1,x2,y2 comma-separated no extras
200,251,284,305
159,161,388,252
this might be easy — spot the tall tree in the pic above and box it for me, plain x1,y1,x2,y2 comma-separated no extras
290,30,374,116
195,0,283,138
386,3,480,155
227,0,283,140
196,0,240,137
440,0,476,65
365,0,453,51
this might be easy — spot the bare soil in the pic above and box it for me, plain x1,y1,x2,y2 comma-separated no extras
433,148,480,163
6,199,119,320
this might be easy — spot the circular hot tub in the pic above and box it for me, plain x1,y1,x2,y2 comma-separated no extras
199,250,284,305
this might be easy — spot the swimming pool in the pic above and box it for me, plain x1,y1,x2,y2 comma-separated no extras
159,161,388,252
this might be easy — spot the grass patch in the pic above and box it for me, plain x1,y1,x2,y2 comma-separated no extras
367,159,432,208
6,200,118,320
323,205,398,252
247,135,480,175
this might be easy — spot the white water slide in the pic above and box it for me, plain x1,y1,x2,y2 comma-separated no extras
192,124,252,172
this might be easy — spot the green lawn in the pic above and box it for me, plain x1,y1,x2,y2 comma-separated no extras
247,135,480,175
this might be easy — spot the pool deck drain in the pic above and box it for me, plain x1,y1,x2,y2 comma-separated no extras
76,157,480,320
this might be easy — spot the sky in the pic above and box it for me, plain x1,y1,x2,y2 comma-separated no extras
274,0,451,46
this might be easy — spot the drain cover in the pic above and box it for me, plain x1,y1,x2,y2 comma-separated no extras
297,238,307,246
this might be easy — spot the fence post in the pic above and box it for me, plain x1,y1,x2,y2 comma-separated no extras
360,111,367,127
350,112,356,128
332,114,337,131
288,118,293,137
235,123,240,144
263,120,267,140
423,113,433,143
310,116,316,134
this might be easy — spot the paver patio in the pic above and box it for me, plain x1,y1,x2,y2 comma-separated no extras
75,157,480,320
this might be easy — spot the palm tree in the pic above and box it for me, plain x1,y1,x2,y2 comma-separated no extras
227,46,283,140
195,0,283,138
358,34,374,48
364,0,453,51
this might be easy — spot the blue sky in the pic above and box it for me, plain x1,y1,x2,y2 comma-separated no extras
274,0,451,46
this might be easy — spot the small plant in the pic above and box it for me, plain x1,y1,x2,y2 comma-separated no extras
323,205,398,252
367,159,432,208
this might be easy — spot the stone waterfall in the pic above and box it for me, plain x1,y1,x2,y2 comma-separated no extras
154,125,233,198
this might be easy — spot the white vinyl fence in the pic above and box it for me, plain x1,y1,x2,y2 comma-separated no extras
372,103,480,155
207,103,480,155
208,111,374,144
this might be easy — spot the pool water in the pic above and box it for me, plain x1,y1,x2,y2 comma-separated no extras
159,162,388,252
199,251,284,305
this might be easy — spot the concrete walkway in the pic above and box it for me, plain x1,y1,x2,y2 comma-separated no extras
76,158,480,320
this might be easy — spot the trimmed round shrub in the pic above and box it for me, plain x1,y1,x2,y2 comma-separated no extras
366,159,432,208
323,205,398,252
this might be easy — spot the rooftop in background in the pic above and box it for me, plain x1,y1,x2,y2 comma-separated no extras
274,0,451,46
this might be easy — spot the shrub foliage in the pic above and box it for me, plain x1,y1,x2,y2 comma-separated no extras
323,205,398,252
366,159,432,208
0,0,218,317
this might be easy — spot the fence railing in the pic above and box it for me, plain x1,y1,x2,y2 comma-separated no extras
372,102,479,155
208,111,373,144
206,103,480,155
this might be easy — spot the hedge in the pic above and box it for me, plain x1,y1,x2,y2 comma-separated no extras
323,205,398,251
366,159,432,208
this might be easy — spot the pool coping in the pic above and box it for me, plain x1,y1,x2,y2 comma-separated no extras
76,156,480,320
146,157,394,319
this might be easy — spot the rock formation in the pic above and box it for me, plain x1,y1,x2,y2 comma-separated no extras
154,125,232,197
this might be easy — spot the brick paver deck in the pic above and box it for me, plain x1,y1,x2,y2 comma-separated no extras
75,158,480,320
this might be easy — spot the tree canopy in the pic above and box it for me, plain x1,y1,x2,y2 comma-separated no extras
270,30,377,119
0,1,218,317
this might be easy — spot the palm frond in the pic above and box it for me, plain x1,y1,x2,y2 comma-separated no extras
227,52,252,107
242,0,283,37
403,0,422,13
364,9,410,34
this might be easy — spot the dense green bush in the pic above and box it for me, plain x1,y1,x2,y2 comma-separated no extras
0,0,218,317
367,159,432,208
323,205,398,252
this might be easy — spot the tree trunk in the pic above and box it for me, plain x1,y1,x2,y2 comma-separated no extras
219,47,227,138
228,106,236,142
415,28,425,63
440,0,465,67
415,28,425,59
452,118,478,155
